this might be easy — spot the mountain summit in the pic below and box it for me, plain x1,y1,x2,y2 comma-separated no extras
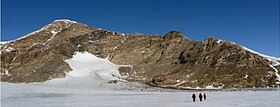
1,19,279,89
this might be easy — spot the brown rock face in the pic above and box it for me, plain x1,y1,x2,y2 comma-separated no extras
1,20,279,89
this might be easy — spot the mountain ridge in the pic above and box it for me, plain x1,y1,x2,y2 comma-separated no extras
1,19,279,89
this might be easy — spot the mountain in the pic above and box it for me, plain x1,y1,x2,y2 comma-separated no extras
1,19,279,89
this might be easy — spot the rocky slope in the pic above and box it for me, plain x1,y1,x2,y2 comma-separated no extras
1,19,279,89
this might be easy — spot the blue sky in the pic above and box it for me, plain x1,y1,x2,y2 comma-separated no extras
1,0,279,57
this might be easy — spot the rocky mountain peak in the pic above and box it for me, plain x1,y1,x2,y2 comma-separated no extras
163,30,189,40
43,19,90,33
46,19,76,30
204,37,218,42
52,19,78,24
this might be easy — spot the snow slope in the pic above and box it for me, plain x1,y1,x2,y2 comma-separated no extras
64,52,123,80
40,51,134,90
241,46,280,66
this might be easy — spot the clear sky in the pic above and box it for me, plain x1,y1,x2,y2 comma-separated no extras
1,0,279,57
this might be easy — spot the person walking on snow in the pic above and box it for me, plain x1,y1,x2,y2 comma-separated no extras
192,93,196,102
199,93,203,101
203,93,206,100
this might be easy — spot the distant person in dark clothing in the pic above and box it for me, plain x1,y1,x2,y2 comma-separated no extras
192,93,196,102
203,93,206,100
199,93,203,101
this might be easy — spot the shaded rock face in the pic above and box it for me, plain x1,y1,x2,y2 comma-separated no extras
1,20,279,89
118,66,133,77
110,33,278,88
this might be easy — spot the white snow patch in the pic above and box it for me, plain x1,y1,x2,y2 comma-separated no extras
3,47,15,52
31,51,153,92
64,52,123,81
245,74,248,79
53,19,78,24
216,39,223,44
0,41,11,45
205,85,223,89
43,29,63,46
53,19,83,28
106,45,120,59
10,52,19,64
2,69,11,76
27,43,38,50
50,30,59,35
173,80,187,87
112,46,118,51
267,58,280,66
268,64,280,84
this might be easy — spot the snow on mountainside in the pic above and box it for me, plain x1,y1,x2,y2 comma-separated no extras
64,51,123,80
216,39,279,66
43,51,152,90
0,19,81,45
217,39,280,66
241,46,280,66
42,51,124,88
241,46,280,83
215,39,280,84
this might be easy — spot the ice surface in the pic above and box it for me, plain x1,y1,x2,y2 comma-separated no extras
1,82,280,107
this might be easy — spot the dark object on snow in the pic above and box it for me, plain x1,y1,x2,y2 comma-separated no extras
192,93,196,102
107,80,118,84
199,93,203,101
204,93,206,100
